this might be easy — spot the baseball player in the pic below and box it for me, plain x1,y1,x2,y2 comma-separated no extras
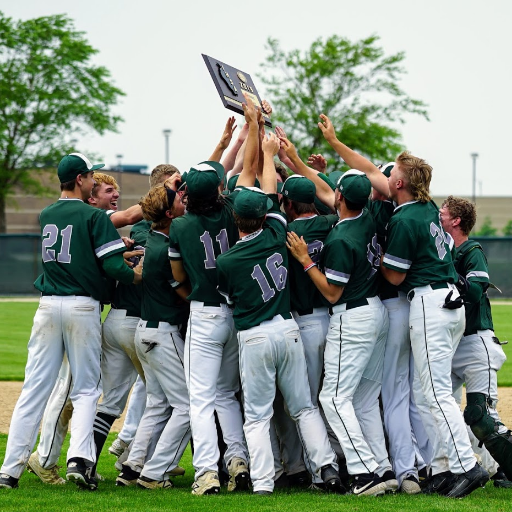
326,128,489,497
168,107,256,495
0,154,140,491
439,196,512,481
116,179,191,489
216,132,341,495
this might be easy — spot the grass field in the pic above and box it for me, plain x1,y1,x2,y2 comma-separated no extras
1,301,512,383
1,434,511,511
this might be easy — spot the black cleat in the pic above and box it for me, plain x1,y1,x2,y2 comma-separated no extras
446,464,489,498
421,470,457,495
0,473,19,489
321,465,346,494
66,458,98,491
289,470,310,488
254,490,272,495
116,463,141,487
492,468,512,488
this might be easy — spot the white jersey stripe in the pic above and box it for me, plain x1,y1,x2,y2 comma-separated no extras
383,254,411,270
95,239,125,258
466,271,489,280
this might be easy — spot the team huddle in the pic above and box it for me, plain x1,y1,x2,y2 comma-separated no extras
0,95,511,499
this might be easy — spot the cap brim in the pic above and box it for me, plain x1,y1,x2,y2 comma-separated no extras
91,163,105,171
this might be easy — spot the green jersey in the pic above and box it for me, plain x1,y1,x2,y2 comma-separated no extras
454,240,493,335
320,208,380,306
34,198,126,300
287,214,338,312
217,198,291,331
382,201,457,294
111,220,150,316
168,194,239,304
141,230,189,325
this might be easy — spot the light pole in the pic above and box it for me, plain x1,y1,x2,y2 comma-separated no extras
471,153,478,204
116,154,123,210
163,129,172,164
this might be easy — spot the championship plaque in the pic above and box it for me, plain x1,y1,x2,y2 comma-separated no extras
202,54,272,127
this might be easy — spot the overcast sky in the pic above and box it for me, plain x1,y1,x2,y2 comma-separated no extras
3,0,511,196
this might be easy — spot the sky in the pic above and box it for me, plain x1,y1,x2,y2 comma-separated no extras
2,0,511,196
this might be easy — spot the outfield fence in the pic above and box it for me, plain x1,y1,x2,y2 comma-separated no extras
1,234,512,297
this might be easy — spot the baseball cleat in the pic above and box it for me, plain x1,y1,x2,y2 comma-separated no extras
421,470,457,495
321,465,346,494
191,470,221,495
0,473,19,489
137,475,173,489
445,464,489,498
381,469,399,493
253,490,272,495
27,452,65,485
116,464,141,487
400,475,421,494
66,458,98,491
108,437,129,458
350,472,386,496
227,457,250,492
288,470,311,488
492,468,512,488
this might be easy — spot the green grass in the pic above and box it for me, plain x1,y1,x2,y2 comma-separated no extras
0,434,511,511
1,301,512,384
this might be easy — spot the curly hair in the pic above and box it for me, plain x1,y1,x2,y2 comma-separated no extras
184,192,224,215
396,151,432,203
91,172,119,197
442,195,477,235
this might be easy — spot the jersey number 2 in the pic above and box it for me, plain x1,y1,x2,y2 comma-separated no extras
42,224,73,263
251,253,287,302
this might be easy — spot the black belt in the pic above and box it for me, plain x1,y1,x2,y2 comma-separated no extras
255,312,293,327
379,290,399,301
112,306,140,318
295,308,313,316
204,301,222,307
145,321,160,328
41,293,91,298
408,282,449,300
329,297,369,315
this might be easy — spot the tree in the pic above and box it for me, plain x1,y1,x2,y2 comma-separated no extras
259,35,428,172
475,217,497,237
0,12,124,232
503,220,512,236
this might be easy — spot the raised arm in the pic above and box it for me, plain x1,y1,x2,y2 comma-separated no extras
209,116,237,164
223,122,249,176
110,204,143,229
279,136,335,208
260,132,280,194
237,93,260,188
318,114,389,197
275,126,299,173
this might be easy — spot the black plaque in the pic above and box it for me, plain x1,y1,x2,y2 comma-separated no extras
202,54,272,127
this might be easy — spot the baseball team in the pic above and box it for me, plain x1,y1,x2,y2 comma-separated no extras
0,94,511,499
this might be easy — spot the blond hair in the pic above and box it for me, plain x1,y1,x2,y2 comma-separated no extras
139,185,177,230
91,172,119,197
149,164,180,188
396,151,432,203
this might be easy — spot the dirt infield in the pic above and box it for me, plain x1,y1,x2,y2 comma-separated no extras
1,381,512,434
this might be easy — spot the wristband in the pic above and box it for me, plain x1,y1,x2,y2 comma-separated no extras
304,262,317,272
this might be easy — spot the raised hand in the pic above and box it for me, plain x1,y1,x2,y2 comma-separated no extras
242,92,259,125
218,116,237,150
277,134,299,161
307,154,327,173
262,132,280,157
318,114,336,143
261,100,273,116
163,172,182,191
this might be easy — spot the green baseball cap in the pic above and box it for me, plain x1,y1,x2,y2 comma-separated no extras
184,161,224,198
337,170,371,204
233,187,273,219
226,174,260,193
380,162,395,178
57,153,104,183
282,175,316,203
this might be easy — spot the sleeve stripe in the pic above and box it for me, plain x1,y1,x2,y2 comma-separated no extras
217,288,234,305
467,271,489,279
325,268,350,284
383,254,411,270
168,247,181,258
96,239,126,258
168,279,181,289
266,212,287,226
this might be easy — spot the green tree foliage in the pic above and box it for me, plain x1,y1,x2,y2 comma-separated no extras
476,216,498,236
259,35,428,172
503,220,512,236
0,12,124,232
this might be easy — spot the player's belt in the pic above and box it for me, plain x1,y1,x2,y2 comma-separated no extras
295,308,314,316
408,282,449,300
145,321,161,328
379,290,399,301
111,306,140,318
329,297,369,314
